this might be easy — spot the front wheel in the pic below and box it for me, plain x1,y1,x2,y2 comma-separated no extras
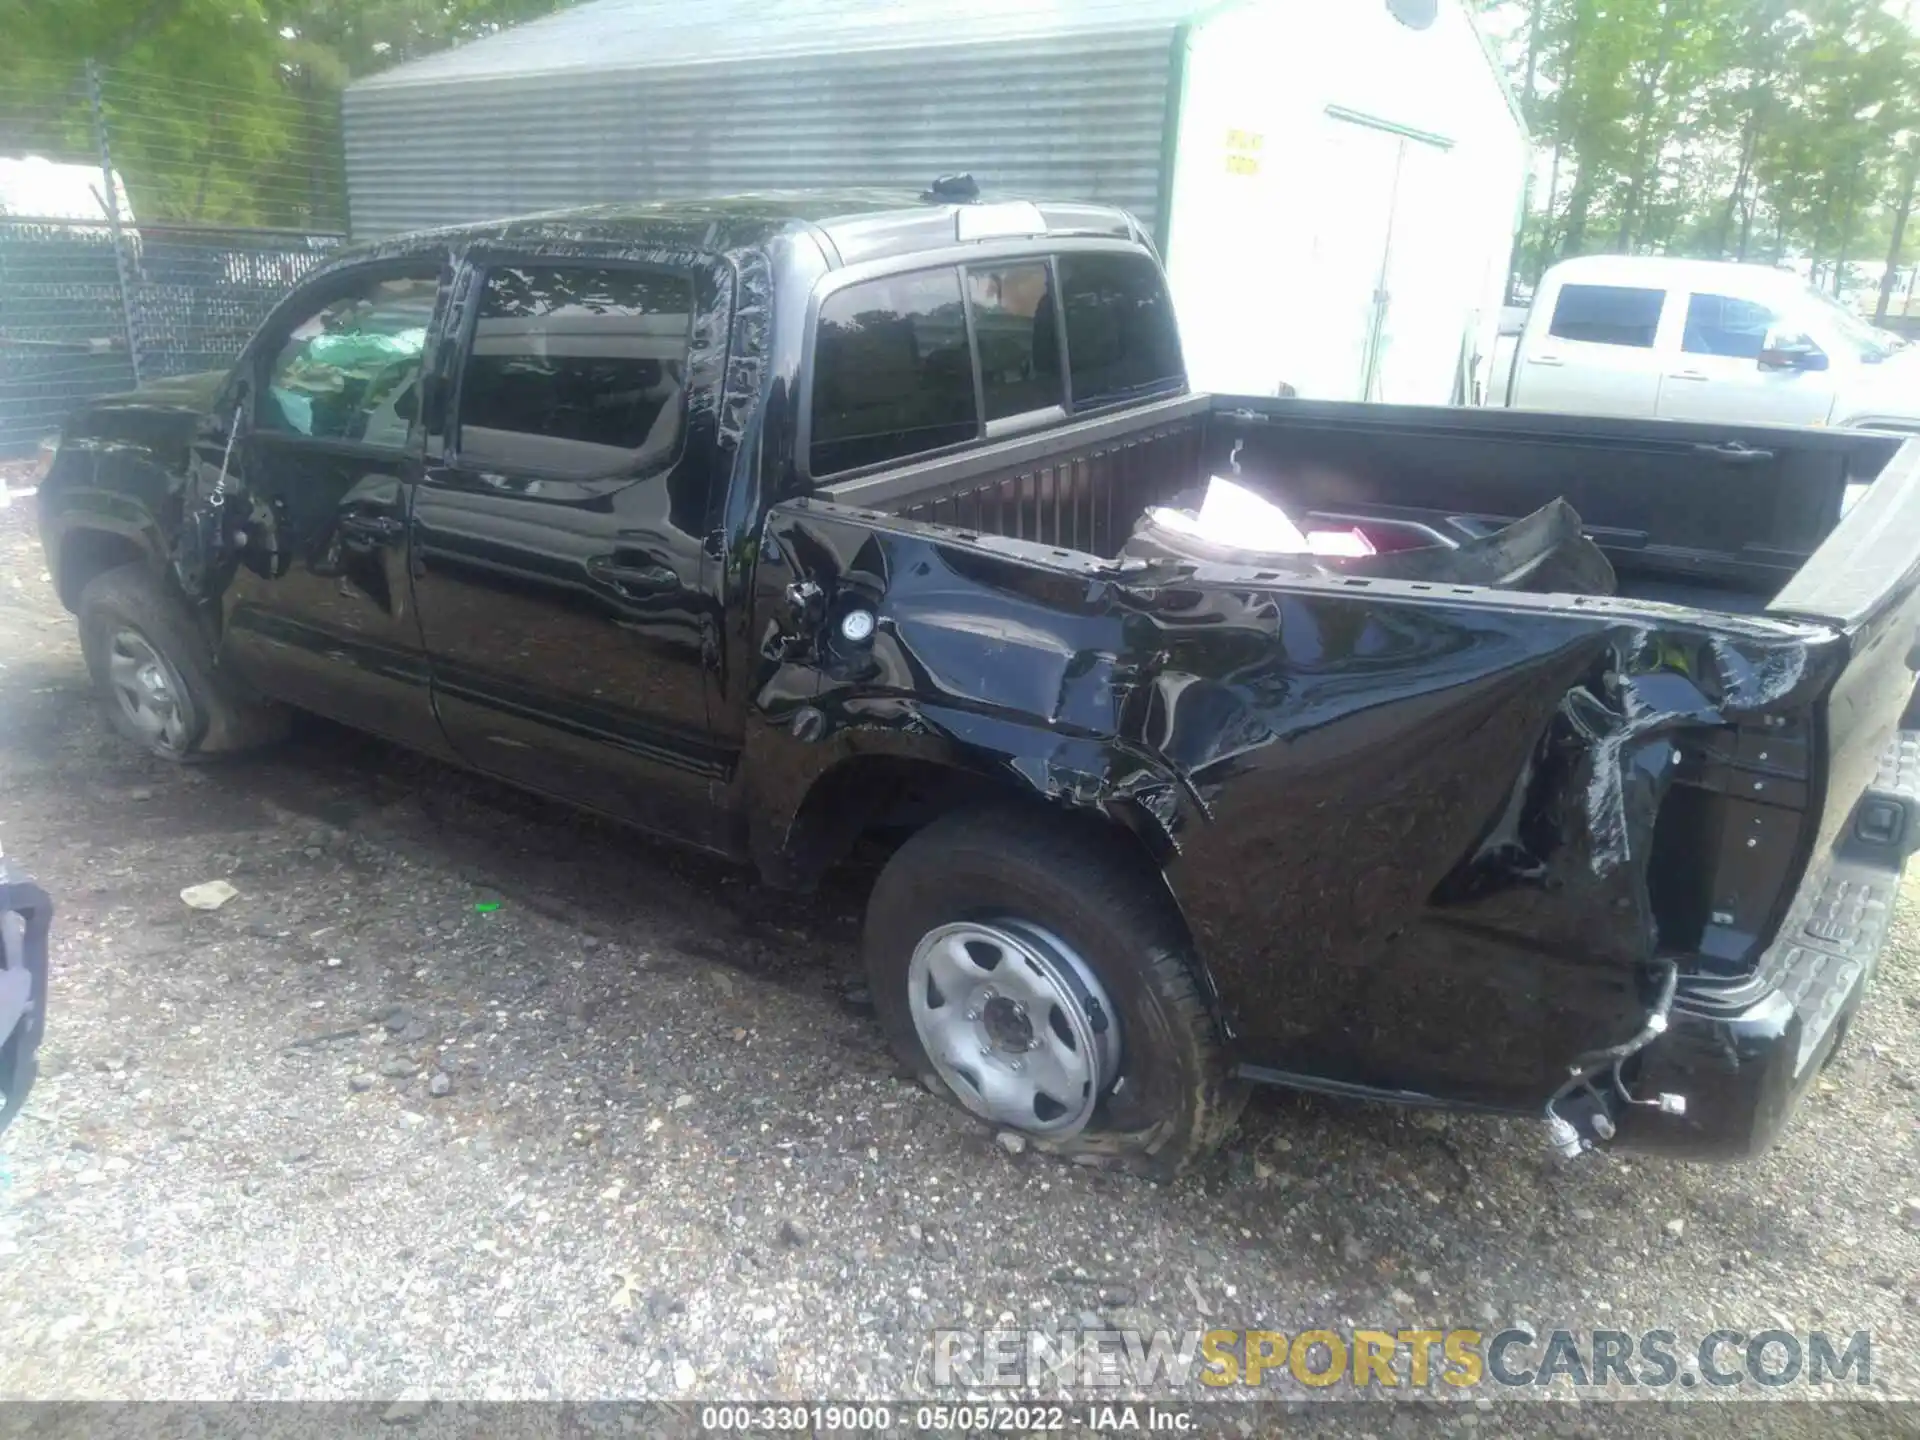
864,807,1246,1176
78,562,285,762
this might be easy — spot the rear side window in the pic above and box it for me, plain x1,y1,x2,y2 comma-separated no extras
810,269,977,476
1057,253,1184,407
1682,293,1778,359
1547,283,1665,348
457,264,693,479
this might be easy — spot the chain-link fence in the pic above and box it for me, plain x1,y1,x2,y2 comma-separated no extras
0,60,348,457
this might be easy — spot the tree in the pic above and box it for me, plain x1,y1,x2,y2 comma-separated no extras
0,0,579,227
1477,0,1920,310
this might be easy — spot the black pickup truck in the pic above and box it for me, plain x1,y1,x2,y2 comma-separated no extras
35,190,1920,1174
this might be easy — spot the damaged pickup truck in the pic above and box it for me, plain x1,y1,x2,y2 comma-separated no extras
36,190,1920,1174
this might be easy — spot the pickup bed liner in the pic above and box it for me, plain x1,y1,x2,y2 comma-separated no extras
827,396,1900,607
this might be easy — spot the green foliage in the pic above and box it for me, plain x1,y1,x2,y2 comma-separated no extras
1478,0,1920,309
0,0,578,229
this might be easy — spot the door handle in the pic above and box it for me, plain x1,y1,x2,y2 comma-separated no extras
1691,440,1775,465
587,555,676,596
1527,354,1564,367
1667,370,1711,382
340,512,405,543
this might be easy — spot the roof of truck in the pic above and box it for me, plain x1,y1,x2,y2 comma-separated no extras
1546,253,1810,296
343,190,1145,268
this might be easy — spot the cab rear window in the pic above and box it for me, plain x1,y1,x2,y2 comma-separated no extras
809,250,1184,478
967,262,1064,421
1056,252,1184,407
809,270,976,478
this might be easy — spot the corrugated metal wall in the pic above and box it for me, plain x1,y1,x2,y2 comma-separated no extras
343,29,1179,239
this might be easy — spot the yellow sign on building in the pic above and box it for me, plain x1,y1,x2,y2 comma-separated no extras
1225,128,1264,175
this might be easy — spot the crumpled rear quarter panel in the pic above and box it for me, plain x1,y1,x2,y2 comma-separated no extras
757,503,1845,1109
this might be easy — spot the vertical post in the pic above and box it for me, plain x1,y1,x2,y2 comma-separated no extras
88,59,142,387
334,89,352,237
1360,137,1410,404
1876,142,1919,324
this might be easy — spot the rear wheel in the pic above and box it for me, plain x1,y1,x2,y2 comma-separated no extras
78,563,285,761
864,807,1246,1175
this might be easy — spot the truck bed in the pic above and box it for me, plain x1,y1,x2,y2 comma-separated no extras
799,395,1920,1134
821,396,1903,612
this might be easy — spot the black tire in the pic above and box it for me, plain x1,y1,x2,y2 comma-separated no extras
864,806,1247,1176
77,562,286,761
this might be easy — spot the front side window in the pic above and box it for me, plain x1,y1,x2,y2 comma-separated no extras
1056,252,1183,408
261,270,438,446
1547,283,1665,349
1682,293,1779,359
810,269,977,476
966,262,1063,419
457,264,693,479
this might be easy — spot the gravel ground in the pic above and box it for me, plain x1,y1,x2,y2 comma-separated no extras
3,481,1920,1435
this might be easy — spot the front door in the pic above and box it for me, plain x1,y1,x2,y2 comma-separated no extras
218,255,452,757
1655,290,1837,426
411,256,729,848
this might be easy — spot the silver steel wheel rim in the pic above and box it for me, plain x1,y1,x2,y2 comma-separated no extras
907,919,1120,1137
106,628,188,753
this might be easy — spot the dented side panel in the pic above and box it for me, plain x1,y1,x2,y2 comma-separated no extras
756,500,1848,1108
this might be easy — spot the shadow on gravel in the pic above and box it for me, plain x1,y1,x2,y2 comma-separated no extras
215,711,883,998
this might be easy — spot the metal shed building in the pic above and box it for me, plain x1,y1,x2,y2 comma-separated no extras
343,0,1526,406
343,0,1199,241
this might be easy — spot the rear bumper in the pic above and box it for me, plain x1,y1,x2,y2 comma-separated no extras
1614,735,1918,1160
0,872,52,1137
1613,945,1869,1160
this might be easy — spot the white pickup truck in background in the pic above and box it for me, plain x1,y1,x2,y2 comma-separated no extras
1487,254,1920,432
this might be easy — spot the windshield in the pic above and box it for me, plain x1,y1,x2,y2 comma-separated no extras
1796,283,1903,363
1766,280,1904,360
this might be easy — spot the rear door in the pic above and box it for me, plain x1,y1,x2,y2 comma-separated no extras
218,252,451,757
1511,279,1669,417
1656,290,1837,427
411,253,731,848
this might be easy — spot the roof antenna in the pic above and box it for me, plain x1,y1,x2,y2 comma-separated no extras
923,173,980,204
